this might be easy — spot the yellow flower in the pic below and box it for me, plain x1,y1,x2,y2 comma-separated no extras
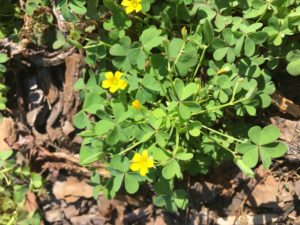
130,150,154,176
132,99,142,110
121,0,142,14
102,71,128,93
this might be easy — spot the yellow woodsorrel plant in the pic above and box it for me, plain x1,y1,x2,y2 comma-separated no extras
67,0,299,211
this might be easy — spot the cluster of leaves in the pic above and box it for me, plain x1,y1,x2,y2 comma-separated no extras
2,0,298,213
66,0,297,211
0,150,42,225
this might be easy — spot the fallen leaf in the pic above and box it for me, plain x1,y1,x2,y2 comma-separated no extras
24,191,38,212
247,175,279,209
53,176,93,203
0,117,14,151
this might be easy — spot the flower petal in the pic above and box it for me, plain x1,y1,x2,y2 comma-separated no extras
132,152,141,162
135,4,142,12
130,162,141,171
125,6,135,14
102,80,111,89
119,80,128,90
121,0,131,6
141,150,148,159
105,72,114,79
115,71,123,79
140,167,148,176
109,85,119,93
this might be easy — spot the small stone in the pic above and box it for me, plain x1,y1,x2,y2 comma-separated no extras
45,209,62,222
62,205,79,219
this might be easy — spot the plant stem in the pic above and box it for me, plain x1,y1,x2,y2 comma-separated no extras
173,130,180,156
117,134,154,156
192,97,247,116
192,45,207,81
83,40,112,48
203,131,237,158
201,125,245,143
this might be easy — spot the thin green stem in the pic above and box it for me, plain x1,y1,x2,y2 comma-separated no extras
117,134,154,156
192,97,247,116
192,45,207,81
0,167,12,173
256,5,268,23
203,131,237,158
201,125,245,143
83,40,112,49
173,130,180,156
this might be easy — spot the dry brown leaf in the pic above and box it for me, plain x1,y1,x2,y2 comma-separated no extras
247,174,279,208
0,117,14,151
53,176,93,203
24,191,38,212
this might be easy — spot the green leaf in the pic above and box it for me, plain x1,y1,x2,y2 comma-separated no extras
188,121,201,137
173,189,188,209
287,59,300,76
235,159,254,177
167,38,184,60
0,149,13,160
242,147,259,168
73,111,90,129
154,179,172,195
69,1,87,15
110,155,130,173
140,27,164,52
178,103,191,120
174,79,184,100
80,145,103,165
203,19,214,43
248,125,280,145
95,120,115,136
31,173,42,188
162,159,181,180
83,91,104,114
212,38,227,49
244,37,255,57
213,47,229,61
248,32,268,44
259,147,272,169
0,53,8,63
175,43,198,76
150,146,171,161
261,142,287,158
124,173,139,194
112,174,124,192
175,152,193,161
236,143,258,154
181,83,198,101
139,131,155,143
14,185,27,203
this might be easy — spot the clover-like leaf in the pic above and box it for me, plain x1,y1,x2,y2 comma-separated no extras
124,173,139,194
260,142,287,158
162,159,181,180
140,27,164,52
248,125,280,145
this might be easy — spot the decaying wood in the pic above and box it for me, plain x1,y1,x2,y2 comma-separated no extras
0,38,75,67
51,0,67,33
272,90,300,118
63,53,84,122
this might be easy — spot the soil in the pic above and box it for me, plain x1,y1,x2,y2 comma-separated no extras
0,42,300,225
